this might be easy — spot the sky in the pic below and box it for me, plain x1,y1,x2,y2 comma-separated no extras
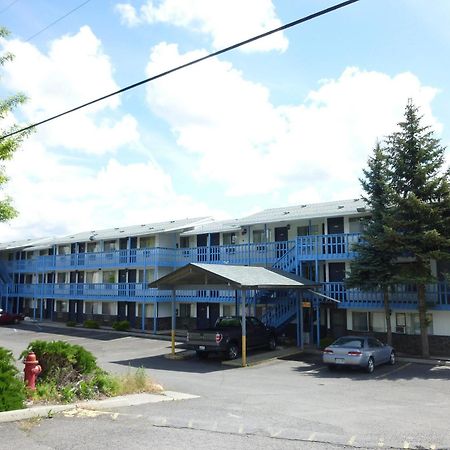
0,0,449,241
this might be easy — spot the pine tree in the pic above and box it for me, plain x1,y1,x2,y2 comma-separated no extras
0,26,30,222
346,142,397,345
387,100,450,357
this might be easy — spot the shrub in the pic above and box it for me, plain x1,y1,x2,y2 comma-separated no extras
83,320,99,329
0,347,26,412
66,321,77,327
112,320,130,331
21,340,98,384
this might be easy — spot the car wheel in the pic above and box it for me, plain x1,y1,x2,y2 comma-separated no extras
13,318,19,325
226,343,239,360
327,364,336,371
389,351,395,365
366,357,375,374
196,351,208,359
268,336,276,351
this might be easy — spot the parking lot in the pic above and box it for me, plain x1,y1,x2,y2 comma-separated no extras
1,322,450,449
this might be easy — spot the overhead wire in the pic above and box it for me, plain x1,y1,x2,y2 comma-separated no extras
0,0,19,15
0,0,359,140
25,0,93,42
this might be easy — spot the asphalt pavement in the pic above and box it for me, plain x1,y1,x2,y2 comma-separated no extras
1,322,450,449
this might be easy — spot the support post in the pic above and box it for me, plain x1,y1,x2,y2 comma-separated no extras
153,301,158,334
300,292,304,350
316,302,320,348
296,291,301,348
241,289,247,367
171,290,176,356
141,303,145,331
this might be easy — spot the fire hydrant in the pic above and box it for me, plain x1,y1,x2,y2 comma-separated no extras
23,352,42,391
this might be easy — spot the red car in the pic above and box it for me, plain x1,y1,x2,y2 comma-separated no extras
0,309,24,325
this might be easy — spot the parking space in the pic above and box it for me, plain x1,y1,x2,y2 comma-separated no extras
2,323,450,449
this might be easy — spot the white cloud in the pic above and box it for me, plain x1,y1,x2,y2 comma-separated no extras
0,26,139,155
117,0,288,53
115,3,142,27
145,43,441,201
0,138,224,241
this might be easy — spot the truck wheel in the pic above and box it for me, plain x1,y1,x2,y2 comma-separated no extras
226,343,239,360
268,336,276,351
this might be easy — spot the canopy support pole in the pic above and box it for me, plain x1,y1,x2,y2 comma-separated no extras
241,289,247,367
171,289,176,355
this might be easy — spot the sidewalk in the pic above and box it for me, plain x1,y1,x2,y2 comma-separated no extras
0,391,199,424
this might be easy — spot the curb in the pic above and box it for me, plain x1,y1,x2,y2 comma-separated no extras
222,347,302,367
0,391,199,424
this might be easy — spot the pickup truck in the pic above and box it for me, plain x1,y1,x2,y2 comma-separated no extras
186,316,277,360
0,309,24,325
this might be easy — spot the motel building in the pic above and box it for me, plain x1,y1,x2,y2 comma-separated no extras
1,198,449,356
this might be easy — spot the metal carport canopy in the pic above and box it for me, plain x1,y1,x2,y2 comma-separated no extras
149,263,318,366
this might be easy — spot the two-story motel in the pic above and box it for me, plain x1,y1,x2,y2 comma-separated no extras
1,198,449,355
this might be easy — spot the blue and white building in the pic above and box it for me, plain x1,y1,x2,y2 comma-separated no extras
1,198,449,354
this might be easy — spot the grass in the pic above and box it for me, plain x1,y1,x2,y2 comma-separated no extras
30,367,163,404
113,368,163,396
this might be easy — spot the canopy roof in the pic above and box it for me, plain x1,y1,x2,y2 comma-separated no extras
149,263,318,290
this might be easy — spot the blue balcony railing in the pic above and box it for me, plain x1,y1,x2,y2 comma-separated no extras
4,233,362,274
5,283,236,304
3,281,450,310
323,282,450,309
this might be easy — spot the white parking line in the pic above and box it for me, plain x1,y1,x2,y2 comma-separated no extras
403,441,410,449
308,432,316,441
347,435,356,445
378,438,384,447
375,363,411,379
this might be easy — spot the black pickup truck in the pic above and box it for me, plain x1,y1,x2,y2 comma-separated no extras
186,316,277,360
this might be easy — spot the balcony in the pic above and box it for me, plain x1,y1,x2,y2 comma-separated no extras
4,233,362,274
3,281,450,310
324,282,450,310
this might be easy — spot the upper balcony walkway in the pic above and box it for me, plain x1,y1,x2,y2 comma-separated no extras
4,233,361,273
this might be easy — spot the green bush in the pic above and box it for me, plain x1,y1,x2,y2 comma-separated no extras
66,321,77,327
112,320,130,331
0,347,26,412
21,340,121,403
21,340,98,384
83,320,100,329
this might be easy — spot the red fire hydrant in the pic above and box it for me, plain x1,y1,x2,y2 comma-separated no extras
23,352,42,391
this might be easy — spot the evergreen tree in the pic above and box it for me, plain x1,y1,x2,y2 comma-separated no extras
346,142,397,345
0,26,30,222
387,100,450,357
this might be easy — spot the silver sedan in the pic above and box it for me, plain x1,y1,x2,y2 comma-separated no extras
322,336,395,373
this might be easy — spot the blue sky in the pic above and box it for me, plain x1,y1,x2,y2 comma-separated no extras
0,0,449,241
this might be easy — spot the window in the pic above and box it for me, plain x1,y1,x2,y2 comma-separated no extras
140,236,155,248
223,232,236,245
87,242,97,253
104,240,116,252
297,224,319,236
180,236,190,248
349,217,367,233
396,313,406,333
57,272,67,284
352,312,369,331
411,313,433,335
179,303,191,318
102,302,113,315
58,245,70,255
138,269,154,283
103,271,115,283
253,229,265,244
222,304,235,317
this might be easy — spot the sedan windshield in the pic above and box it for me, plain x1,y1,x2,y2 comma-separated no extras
333,337,365,348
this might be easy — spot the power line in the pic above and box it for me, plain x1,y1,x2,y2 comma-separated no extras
1,0,359,141
0,0,19,15
25,0,93,42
